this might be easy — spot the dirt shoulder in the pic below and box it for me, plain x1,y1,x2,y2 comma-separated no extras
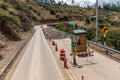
0,31,32,77
0,40,26,73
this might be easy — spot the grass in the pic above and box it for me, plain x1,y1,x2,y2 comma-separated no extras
0,1,119,50
0,8,20,25
37,3,91,21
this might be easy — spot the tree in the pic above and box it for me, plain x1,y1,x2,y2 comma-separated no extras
103,1,120,12
86,17,91,24
87,5,91,9
71,0,74,5
57,1,62,6
50,0,55,4
45,0,48,3
63,2,68,6
98,5,102,9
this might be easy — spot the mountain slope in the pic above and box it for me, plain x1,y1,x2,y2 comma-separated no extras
0,0,120,57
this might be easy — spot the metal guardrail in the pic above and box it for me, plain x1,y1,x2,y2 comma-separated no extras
87,40,120,54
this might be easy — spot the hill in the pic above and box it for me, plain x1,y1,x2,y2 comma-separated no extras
38,3,120,50
0,0,120,58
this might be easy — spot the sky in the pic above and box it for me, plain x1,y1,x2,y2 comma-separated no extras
55,0,120,7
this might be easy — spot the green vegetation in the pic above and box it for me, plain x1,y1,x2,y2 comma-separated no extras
55,24,66,32
85,17,91,24
0,8,20,25
107,27,120,50
103,2,120,12
53,23,120,51
0,0,37,41
37,2,92,21
0,0,119,50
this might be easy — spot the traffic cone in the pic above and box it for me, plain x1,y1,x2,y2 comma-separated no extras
73,54,77,65
49,37,51,41
55,43,58,51
52,41,55,46
81,75,84,80
64,58,68,69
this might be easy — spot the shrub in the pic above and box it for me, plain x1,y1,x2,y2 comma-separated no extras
0,8,20,25
86,17,91,24
91,17,96,21
86,27,95,41
50,9,56,15
111,21,120,27
0,2,9,10
62,15,69,20
107,27,120,50
55,24,66,32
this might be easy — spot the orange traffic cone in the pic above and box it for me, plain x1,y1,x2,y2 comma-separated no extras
55,43,58,51
64,58,68,69
81,75,84,80
73,54,77,65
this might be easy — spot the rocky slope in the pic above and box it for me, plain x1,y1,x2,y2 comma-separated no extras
0,0,56,59
0,0,120,59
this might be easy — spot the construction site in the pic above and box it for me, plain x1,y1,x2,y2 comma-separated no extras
42,24,120,80
0,0,120,80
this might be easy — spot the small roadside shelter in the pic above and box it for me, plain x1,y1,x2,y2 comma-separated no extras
71,29,87,52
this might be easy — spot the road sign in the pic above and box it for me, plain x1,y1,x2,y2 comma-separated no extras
72,42,77,47
68,21,75,25
68,21,75,28
101,26,109,34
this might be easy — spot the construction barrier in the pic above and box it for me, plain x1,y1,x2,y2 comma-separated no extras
60,49,66,61
73,53,77,65
64,58,68,68
70,50,94,56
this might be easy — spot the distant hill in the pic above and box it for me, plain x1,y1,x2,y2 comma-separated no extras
0,0,120,50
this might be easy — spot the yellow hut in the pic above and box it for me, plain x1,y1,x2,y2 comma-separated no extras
71,30,87,52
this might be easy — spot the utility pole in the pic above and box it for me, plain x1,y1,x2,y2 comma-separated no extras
96,0,98,44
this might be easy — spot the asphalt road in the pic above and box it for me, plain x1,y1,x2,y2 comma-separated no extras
9,25,65,80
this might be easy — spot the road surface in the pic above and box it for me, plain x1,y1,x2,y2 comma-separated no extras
9,25,65,80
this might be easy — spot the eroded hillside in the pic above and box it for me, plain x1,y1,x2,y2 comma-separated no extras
0,0,120,58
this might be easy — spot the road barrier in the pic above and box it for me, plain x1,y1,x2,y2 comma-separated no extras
60,49,66,61
64,58,68,69
78,50,94,55
70,52,77,65
87,40,120,54
73,53,77,65
70,50,94,56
